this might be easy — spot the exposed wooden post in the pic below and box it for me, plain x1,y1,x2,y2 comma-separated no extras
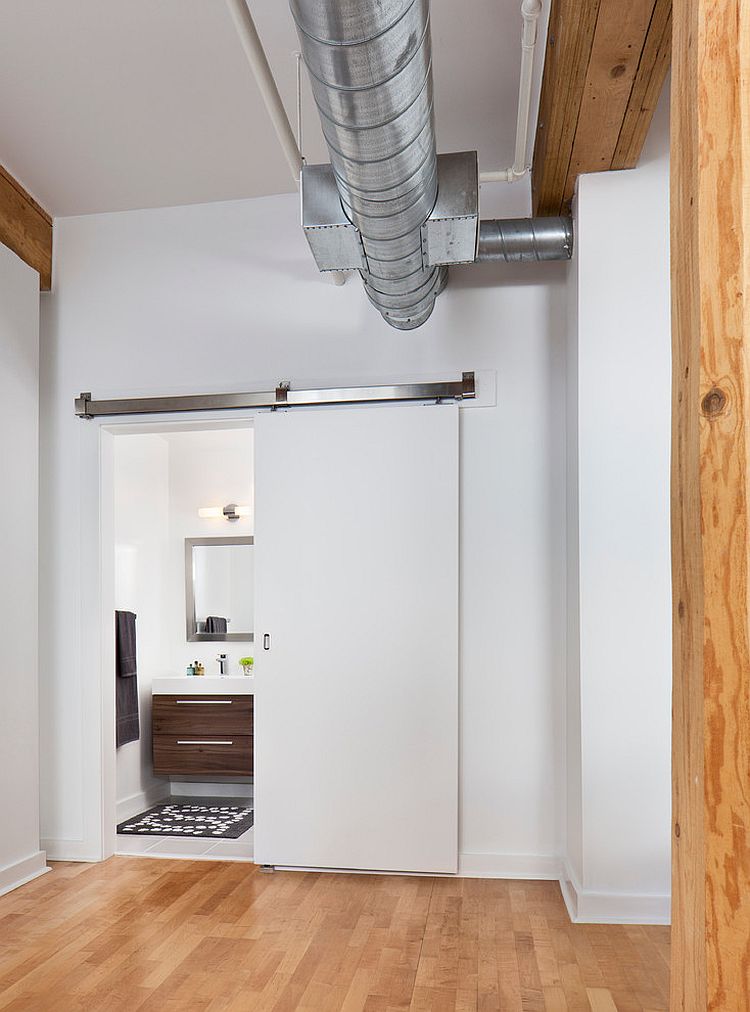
671,0,750,1007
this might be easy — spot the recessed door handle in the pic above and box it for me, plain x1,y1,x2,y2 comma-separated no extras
263,633,271,651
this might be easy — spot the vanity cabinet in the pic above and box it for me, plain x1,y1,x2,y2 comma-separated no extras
152,694,253,776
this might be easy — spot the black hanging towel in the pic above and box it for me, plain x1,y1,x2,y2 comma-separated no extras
115,610,139,747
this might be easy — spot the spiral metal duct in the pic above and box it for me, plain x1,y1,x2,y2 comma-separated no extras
290,0,447,330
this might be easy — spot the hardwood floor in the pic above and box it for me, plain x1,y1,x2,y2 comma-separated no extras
0,859,670,1011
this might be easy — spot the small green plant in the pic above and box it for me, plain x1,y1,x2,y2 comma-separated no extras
239,656,254,669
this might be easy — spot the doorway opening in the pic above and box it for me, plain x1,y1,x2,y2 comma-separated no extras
103,420,256,862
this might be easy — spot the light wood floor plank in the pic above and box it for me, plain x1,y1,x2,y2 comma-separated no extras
586,988,619,1011
0,859,670,1011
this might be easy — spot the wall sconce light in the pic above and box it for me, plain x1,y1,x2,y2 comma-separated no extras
198,503,251,522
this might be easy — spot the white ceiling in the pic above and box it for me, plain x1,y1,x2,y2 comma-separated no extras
0,0,548,218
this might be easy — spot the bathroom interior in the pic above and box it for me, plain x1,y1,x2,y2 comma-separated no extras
112,423,256,861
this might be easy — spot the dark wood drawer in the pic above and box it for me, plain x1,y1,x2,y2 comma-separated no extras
153,734,253,776
152,694,253,736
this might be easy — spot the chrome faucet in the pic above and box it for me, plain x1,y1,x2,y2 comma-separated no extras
217,653,228,676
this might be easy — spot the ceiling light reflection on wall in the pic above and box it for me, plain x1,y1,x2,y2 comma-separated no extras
197,504,251,522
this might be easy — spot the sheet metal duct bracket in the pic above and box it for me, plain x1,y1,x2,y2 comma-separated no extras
421,152,479,267
301,164,368,272
302,153,479,275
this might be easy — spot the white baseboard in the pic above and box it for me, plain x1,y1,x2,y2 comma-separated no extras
458,852,562,880
560,860,670,925
0,851,50,898
116,786,167,823
41,838,101,862
169,782,253,798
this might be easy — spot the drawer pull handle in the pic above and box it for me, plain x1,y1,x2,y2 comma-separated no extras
175,700,233,705
177,740,234,746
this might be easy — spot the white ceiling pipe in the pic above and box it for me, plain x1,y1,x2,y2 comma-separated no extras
226,0,302,183
479,0,543,185
225,0,347,286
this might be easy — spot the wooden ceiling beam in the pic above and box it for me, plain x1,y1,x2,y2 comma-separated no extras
532,0,672,216
0,165,52,290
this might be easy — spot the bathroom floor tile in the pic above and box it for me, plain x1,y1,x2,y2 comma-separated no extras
115,834,161,856
144,836,216,857
204,839,254,860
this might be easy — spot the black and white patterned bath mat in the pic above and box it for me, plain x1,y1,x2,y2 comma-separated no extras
117,801,254,839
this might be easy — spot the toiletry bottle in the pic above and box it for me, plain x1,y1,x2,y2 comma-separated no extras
196,660,204,677
186,662,194,677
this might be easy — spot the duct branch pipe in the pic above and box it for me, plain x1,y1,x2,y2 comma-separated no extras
476,217,573,262
479,0,543,185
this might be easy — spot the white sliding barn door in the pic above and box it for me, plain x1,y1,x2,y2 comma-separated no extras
254,404,458,873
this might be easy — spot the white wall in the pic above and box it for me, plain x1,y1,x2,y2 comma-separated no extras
563,84,672,923
39,189,568,871
113,433,170,820
0,242,47,894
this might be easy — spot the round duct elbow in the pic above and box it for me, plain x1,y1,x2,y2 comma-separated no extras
291,0,446,330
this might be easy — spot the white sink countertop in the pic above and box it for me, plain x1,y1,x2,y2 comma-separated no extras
152,676,255,695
